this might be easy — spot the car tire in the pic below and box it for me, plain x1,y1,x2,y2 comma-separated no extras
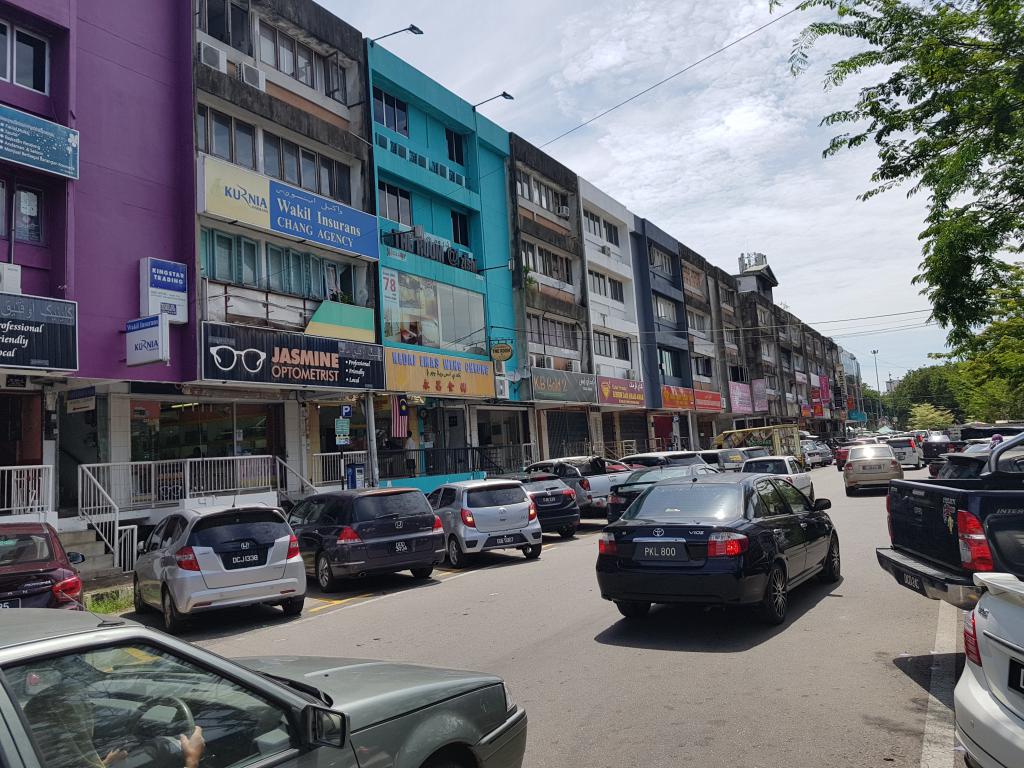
316,552,339,592
133,577,150,613
616,600,651,619
758,564,788,625
447,536,467,569
161,588,187,634
559,526,577,539
281,596,304,616
820,536,841,583
523,543,542,559
410,566,434,579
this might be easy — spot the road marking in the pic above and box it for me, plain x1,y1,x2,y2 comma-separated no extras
308,594,371,612
920,599,958,768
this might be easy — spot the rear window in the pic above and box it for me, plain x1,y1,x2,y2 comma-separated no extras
467,485,527,507
0,532,53,566
188,509,289,547
744,459,788,474
849,446,894,460
625,484,742,522
354,491,431,522
699,452,722,464
626,467,695,485
623,456,663,467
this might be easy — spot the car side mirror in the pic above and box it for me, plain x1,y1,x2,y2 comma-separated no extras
137,541,147,554
302,704,346,749
67,551,86,565
813,498,831,511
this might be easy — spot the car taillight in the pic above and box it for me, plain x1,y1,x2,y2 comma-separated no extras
432,515,443,531
579,478,591,492
957,510,993,571
52,575,82,604
174,546,200,571
707,532,749,557
909,439,916,449
563,488,576,499
460,508,477,528
528,501,537,522
964,609,982,666
598,532,617,555
844,463,853,473
337,526,361,544
890,460,900,471
286,534,300,560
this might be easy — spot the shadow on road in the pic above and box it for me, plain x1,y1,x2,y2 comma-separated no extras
892,651,964,711
592,576,845,653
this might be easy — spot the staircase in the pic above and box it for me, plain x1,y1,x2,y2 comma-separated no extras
57,529,123,581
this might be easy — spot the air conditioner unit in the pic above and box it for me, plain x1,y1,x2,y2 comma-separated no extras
238,62,265,91
569,360,581,373
624,369,638,381
556,205,571,219
493,360,506,375
599,244,611,256
198,42,227,74
494,377,510,399
0,263,21,294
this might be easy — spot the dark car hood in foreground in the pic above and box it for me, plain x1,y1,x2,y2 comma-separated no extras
237,655,502,731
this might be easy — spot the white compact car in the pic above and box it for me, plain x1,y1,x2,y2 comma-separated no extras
740,455,814,500
956,572,1024,768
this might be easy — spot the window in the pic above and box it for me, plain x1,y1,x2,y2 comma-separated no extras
445,128,465,165
382,269,486,354
203,0,251,54
588,270,607,297
615,336,631,361
720,286,737,306
0,24,8,81
729,364,747,383
595,331,613,358
765,374,779,390
761,341,774,361
757,308,771,327
584,210,602,237
516,169,531,200
198,107,257,169
756,479,789,517
278,33,294,76
526,314,542,344
683,265,705,296
649,245,673,274
373,88,409,136
9,642,299,768
378,182,412,225
604,220,620,246
526,314,578,351
14,187,42,243
451,211,469,247
522,241,572,284
609,278,624,302
300,149,317,191
659,348,681,378
13,28,46,93
687,311,708,334
295,43,314,87
724,326,738,347
655,295,676,322
195,106,208,153
210,109,231,160
323,55,347,104
529,177,566,214
258,20,276,65
259,131,351,203
692,355,714,379
233,120,255,169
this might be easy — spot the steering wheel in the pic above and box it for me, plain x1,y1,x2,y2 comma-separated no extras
129,695,195,738
127,696,197,766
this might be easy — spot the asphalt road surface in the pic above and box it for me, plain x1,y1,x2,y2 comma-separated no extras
173,465,959,768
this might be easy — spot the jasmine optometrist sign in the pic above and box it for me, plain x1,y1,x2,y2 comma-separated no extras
199,155,378,260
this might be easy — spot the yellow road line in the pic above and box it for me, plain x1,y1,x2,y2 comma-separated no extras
308,593,371,612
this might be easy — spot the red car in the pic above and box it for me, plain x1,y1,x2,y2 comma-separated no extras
0,523,86,610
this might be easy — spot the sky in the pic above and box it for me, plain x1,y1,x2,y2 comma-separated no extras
326,0,949,384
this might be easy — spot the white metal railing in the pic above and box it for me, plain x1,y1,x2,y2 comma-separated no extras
311,451,371,487
79,465,122,569
118,525,139,574
0,465,52,519
275,457,317,496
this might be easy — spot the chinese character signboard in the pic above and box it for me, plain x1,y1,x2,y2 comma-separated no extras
387,349,495,398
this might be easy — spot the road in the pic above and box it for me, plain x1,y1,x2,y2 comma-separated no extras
179,465,960,768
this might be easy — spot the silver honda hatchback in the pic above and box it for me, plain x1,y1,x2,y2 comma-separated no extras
133,505,306,633
428,480,543,568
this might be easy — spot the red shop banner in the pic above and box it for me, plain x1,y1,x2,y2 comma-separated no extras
694,389,723,413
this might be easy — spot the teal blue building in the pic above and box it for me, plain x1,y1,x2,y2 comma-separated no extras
367,43,525,491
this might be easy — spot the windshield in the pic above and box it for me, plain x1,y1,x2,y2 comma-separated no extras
0,532,54,566
744,459,788,474
849,446,894,460
624,483,742,522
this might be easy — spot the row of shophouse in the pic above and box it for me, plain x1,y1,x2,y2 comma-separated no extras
0,0,868,570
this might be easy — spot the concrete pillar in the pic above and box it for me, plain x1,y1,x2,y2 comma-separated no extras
365,392,378,487
686,412,700,450
108,395,132,463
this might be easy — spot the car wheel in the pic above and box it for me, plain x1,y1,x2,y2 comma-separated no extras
523,543,542,559
758,564,788,625
820,536,841,583
161,588,186,634
133,577,150,613
410,566,433,579
447,536,467,569
281,596,304,616
316,552,338,592
616,600,651,619
559,526,577,539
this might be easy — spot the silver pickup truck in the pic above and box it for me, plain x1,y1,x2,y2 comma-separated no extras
525,456,633,517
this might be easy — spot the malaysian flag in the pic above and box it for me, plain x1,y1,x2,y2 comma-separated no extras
391,395,408,438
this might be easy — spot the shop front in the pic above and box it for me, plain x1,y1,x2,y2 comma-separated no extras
694,389,724,449
597,375,650,455
527,368,597,459
657,385,695,450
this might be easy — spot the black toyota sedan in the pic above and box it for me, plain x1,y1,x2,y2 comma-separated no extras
287,488,445,591
502,472,581,538
596,474,840,624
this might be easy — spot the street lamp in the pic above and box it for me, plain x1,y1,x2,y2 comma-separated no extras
371,24,423,43
473,91,514,110
871,349,881,426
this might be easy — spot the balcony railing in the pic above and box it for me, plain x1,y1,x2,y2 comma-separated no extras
0,465,53,520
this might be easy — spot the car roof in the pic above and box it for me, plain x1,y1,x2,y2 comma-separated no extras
743,455,795,462
502,472,558,481
318,488,423,499
181,504,280,519
443,479,523,489
0,609,136,651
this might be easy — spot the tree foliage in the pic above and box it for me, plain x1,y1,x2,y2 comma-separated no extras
907,403,956,430
771,0,1024,345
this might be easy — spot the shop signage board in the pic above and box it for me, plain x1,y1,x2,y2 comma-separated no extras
66,386,96,414
490,342,513,362
202,322,385,390
139,258,187,324
695,389,724,413
660,385,695,411
751,379,769,412
386,348,495,398
819,374,831,404
529,367,597,403
126,315,170,366
814,403,824,417
199,155,378,260
597,376,645,407
383,228,477,273
334,417,350,446
728,381,753,414
795,371,808,385
801,404,813,418
0,104,79,179
0,292,77,371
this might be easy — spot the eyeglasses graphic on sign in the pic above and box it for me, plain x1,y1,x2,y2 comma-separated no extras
209,345,266,374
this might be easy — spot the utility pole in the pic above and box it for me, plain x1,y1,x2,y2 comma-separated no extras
871,349,881,427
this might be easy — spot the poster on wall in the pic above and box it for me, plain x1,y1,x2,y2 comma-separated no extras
751,379,769,412
0,293,78,371
728,381,753,414
819,374,832,404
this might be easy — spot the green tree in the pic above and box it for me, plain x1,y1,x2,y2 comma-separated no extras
907,403,956,430
951,263,1024,395
771,0,1024,345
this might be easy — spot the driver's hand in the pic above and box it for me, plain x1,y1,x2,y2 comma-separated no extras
179,725,204,768
102,749,128,766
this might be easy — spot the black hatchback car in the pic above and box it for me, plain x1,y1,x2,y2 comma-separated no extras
502,472,580,538
596,474,840,624
287,488,445,592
